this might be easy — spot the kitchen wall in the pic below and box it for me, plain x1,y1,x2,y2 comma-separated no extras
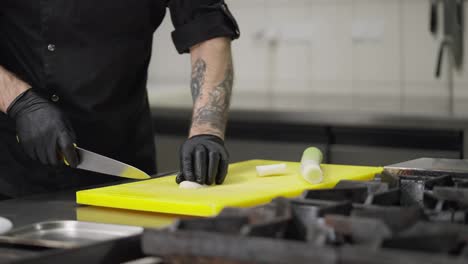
148,0,468,116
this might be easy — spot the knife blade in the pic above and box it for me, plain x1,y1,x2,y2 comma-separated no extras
75,147,150,180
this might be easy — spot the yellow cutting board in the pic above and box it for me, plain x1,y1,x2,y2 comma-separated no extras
76,206,185,229
76,160,383,217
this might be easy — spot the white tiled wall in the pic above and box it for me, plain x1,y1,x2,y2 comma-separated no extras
148,0,468,115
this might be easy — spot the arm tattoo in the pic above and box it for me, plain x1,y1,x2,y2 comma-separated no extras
191,58,233,134
191,59,206,102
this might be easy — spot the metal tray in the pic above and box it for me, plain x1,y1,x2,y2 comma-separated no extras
384,158,468,177
4,221,143,248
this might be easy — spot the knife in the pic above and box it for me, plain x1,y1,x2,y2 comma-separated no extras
75,147,151,180
15,134,151,180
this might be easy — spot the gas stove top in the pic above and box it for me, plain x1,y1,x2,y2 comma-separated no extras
142,159,468,264
5,159,468,264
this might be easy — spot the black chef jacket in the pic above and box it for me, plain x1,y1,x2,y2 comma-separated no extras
0,0,239,198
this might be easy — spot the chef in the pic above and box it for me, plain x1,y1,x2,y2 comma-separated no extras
0,0,239,198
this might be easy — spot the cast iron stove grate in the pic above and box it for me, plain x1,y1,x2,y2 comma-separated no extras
142,172,468,264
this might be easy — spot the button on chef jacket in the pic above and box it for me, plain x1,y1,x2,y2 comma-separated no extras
0,0,239,197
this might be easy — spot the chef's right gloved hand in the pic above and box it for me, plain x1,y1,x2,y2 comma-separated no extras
176,134,229,185
7,89,79,167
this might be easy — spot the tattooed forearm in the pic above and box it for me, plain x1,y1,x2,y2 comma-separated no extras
190,57,233,137
191,59,206,102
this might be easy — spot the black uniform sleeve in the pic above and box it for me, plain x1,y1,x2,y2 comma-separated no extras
167,0,240,54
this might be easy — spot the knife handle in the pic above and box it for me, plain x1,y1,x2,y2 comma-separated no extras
61,143,78,166
16,134,77,167
430,0,438,34
435,40,451,78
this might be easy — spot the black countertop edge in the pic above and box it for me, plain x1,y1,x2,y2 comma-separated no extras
151,107,465,151
150,107,468,131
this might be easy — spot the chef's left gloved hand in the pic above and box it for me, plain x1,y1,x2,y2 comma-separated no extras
176,134,229,185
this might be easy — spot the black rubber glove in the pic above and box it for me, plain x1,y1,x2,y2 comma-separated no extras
7,89,79,167
176,134,229,185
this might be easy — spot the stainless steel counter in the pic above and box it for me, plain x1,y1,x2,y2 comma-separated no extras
0,191,77,228
0,177,181,231
0,189,181,235
0,190,149,263
0,173,180,263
